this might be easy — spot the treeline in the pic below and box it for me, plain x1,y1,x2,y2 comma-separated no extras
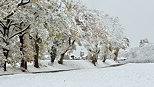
0,0,129,71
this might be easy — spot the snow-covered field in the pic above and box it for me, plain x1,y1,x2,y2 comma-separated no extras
0,60,118,74
0,63,154,87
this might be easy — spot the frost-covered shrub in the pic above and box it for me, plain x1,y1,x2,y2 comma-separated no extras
121,44,154,63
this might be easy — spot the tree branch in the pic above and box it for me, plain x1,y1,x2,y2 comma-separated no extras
69,37,71,45
97,49,100,54
72,40,75,45
9,25,30,39
0,29,4,35
0,21,5,35
3,12,14,20
0,20,5,28
20,22,24,27
17,0,30,7
7,20,14,29
22,31,28,36
0,36,6,43
29,34,36,41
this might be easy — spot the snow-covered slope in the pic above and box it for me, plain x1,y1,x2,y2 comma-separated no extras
121,44,154,63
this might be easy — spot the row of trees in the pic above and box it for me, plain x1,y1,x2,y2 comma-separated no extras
0,0,129,71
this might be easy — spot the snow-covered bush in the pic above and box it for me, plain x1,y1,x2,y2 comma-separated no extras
121,43,154,63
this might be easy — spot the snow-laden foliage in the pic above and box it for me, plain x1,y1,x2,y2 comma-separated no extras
0,0,129,71
120,43,154,63
105,17,129,49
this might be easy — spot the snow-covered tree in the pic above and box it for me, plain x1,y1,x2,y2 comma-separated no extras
45,0,79,64
139,38,149,47
0,0,31,71
0,0,130,70
67,1,108,65
16,0,50,68
104,16,129,61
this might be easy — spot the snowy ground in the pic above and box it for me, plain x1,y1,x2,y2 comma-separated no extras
0,60,118,74
0,63,154,87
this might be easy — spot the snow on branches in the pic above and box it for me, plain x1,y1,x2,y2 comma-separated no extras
0,0,129,71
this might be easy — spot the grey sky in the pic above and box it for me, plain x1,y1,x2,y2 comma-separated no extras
81,0,154,47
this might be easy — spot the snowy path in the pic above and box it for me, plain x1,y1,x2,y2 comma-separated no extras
0,63,126,76
0,63,154,87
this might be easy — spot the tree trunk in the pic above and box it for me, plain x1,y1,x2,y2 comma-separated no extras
25,61,27,69
34,55,39,68
58,53,65,64
3,25,9,71
51,53,56,63
34,42,39,68
58,49,69,64
102,54,107,62
20,59,27,72
92,59,97,66
20,59,26,72
3,48,9,71
114,48,120,61
19,35,28,71
20,59,24,68
50,46,57,63
58,39,75,64
4,61,7,71
92,54,98,66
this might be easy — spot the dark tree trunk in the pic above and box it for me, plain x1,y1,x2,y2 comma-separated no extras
92,59,97,66
51,53,56,63
19,35,28,72
20,59,27,72
2,20,10,71
34,42,39,68
51,57,56,63
58,38,75,64
114,48,120,61
20,59,24,68
34,55,39,68
19,35,24,51
20,60,26,72
58,53,65,64
102,54,107,62
25,61,27,69
92,57,97,66
3,48,9,71
50,46,57,63
92,54,98,66
4,61,7,71
58,48,69,64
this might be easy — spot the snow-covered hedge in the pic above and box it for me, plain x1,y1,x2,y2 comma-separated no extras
121,44,154,63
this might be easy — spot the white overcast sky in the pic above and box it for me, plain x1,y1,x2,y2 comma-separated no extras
80,0,154,47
